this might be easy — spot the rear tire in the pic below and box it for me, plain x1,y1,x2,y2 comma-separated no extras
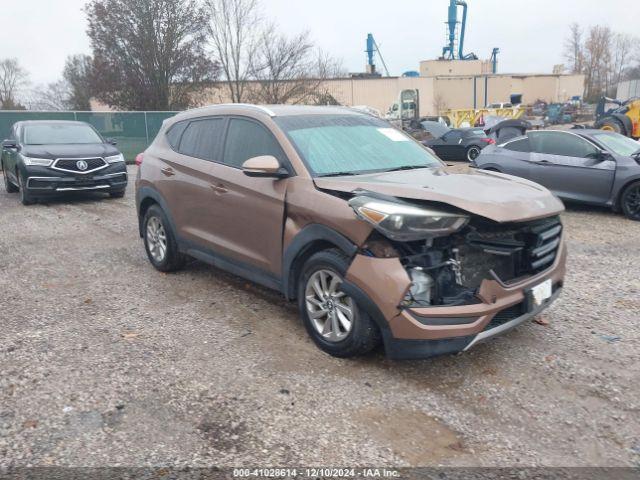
2,161,18,193
595,117,626,136
297,249,381,358
18,172,35,205
142,204,186,272
466,145,482,162
620,181,640,221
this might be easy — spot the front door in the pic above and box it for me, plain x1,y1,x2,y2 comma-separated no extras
528,131,615,204
203,117,289,277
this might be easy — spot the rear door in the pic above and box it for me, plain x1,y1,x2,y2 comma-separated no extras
494,136,535,178
204,117,290,276
528,131,615,203
154,117,228,249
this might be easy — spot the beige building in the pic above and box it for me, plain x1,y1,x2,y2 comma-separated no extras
92,58,585,116
199,59,584,117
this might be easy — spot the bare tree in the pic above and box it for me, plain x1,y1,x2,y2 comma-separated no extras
64,54,93,110
563,23,584,74
86,0,217,110
27,80,72,111
582,25,613,100
248,27,343,105
611,33,634,88
205,0,260,103
0,58,29,110
433,93,448,114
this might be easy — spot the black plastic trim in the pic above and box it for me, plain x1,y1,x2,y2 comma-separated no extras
282,224,358,299
407,313,480,326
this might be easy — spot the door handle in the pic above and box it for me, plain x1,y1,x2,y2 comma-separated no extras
210,183,228,194
161,167,175,177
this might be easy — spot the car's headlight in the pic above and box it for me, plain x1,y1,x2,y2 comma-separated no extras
105,153,125,164
22,156,53,167
349,196,469,241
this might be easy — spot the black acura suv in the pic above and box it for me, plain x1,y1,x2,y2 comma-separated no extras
1,120,128,205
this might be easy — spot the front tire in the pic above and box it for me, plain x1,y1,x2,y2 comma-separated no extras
620,181,640,221
2,161,18,193
142,205,186,272
110,190,126,198
18,172,35,205
297,249,381,358
466,145,481,162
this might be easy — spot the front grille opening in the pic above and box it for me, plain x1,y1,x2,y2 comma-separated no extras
54,158,106,172
484,301,526,331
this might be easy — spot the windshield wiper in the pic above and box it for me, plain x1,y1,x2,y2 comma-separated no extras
384,165,428,173
316,171,362,178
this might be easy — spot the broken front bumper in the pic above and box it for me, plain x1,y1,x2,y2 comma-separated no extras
344,239,567,360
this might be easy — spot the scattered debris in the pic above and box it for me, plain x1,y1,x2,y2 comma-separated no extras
121,331,141,340
534,315,550,326
22,420,38,429
599,335,621,344
279,389,290,395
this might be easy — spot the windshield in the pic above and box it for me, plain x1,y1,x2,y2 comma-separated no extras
276,114,441,176
23,124,103,145
592,132,640,156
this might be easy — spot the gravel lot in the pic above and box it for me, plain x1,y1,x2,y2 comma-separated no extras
1,164,639,468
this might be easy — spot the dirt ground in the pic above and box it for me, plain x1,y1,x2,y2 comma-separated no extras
1,165,639,468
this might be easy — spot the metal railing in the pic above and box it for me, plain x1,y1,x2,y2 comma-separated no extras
0,111,179,162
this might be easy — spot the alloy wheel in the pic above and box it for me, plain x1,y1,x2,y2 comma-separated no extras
146,216,168,262
467,147,481,161
305,269,355,343
625,185,640,216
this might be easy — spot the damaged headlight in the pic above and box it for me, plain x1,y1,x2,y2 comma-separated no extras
349,196,469,241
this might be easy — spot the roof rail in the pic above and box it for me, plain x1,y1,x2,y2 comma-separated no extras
178,103,277,117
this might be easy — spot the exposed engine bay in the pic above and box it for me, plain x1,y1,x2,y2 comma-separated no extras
360,213,563,308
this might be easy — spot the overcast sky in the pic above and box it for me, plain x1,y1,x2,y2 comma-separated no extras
1,0,637,87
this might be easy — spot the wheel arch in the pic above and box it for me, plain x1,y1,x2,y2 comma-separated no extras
137,186,177,239
616,176,640,209
282,224,358,300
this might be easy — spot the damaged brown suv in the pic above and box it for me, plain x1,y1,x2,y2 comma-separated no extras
136,105,566,359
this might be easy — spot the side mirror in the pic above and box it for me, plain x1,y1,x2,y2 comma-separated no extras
596,150,614,161
2,139,18,150
242,155,289,178
106,138,118,146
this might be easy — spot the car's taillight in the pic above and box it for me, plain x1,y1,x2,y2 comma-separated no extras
135,153,144,166
481,138,496,144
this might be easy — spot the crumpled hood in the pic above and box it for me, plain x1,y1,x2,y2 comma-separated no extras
21,143,120,160
313,167,564,223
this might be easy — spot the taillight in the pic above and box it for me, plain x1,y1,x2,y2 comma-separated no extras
481,138,496,144
135,153,144,166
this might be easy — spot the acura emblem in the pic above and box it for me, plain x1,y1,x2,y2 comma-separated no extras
76,160,88,171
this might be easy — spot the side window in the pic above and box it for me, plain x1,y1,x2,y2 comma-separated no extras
178,118,225,161
530,132,598,158
222,118,285,169
166,121,188,150
503,137,531,152
444,131,462,143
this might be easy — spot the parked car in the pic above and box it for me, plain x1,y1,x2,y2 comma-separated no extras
1,120,128,205
421,121,495,161
136,105,566,360
473,129,640,221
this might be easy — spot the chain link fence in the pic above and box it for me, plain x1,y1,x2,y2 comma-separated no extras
0,111,178,162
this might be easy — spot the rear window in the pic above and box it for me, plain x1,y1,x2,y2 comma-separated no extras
178,118,225,161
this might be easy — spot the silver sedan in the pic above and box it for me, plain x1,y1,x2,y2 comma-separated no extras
473,129,640,220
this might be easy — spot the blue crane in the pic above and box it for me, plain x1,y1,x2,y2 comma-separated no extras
365,33,390,76
442,0,477,60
